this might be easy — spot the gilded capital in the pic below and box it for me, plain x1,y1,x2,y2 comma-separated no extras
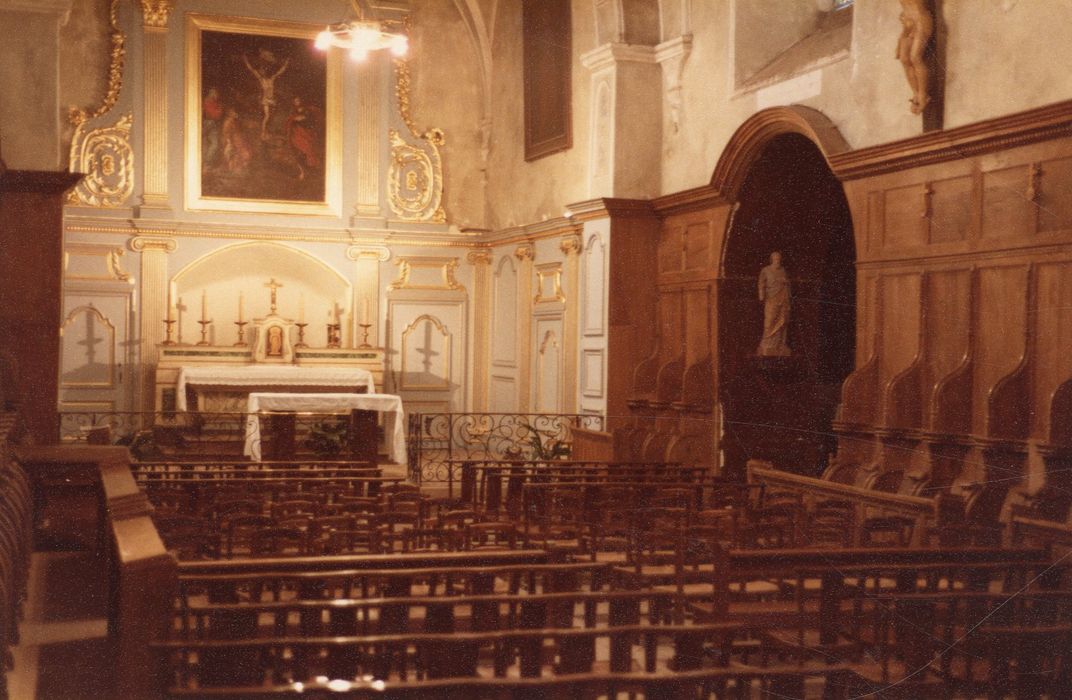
346,245,391,262
467,249,492,266
140,0,173,28
128,235,176,253
559,234,583,256
514,244,535,262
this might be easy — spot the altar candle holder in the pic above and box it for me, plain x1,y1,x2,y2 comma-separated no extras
358,323,373,349
197,319,213,346
162,318,177,345
294,322,309,348
326,323,341,349
233,320,248,346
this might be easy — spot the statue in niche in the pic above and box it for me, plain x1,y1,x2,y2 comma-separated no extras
267,326,284,357
757,251,791,357
896,0,934,115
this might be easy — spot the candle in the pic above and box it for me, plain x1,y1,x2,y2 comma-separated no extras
238,292,244,322
201,289,208,320
166,283,175,322
362,297,370,325
299,293,305,323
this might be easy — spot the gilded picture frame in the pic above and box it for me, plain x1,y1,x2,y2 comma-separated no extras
184,14,342,216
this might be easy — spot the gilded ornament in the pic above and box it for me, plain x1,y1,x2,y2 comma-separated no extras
514,244,535,262
389,55,446,222
559,234,583,256
467,250,492,266
140,0,174,28
68,113,135,208
68,0,125,128
388,257,462,291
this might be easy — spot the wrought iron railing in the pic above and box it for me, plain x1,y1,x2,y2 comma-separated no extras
58,411,370,462
406,412,605,485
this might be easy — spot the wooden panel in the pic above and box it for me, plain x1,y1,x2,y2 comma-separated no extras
657,224,683,275
880,273,921,383
522,0,572,160
491,256,518,366
657,290,683,364
1033,261,1072,436
883,184,925,248
973,265,1028,434
1038,156,1072,233
683,286,711,366
982,165,1033,239
582,234,606,336
866,190,884,253
682,221,712,272
923,269,971,395
928,175,973,243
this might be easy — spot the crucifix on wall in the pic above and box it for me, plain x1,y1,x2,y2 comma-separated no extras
416,319,440,375
265,278,283,314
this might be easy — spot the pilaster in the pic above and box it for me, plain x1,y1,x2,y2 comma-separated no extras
514,244,535,412
354,55,383,218
467,250,492,411
347,245,390,349
129,234,176,412
139,0,174,211
559,233,582,414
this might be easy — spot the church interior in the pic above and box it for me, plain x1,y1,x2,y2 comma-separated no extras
2,0,1072,696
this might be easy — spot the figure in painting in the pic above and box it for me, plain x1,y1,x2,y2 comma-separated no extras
202,87,224,166
285,96,322,181
757,251,791,357
243,49,290,139
267,326,284,357
220,107,252,175
896,0,934,115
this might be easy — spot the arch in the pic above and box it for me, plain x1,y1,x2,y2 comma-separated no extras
710,105,850,204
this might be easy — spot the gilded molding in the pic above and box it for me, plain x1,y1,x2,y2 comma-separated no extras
467,250,492,266
389,54,447,222
128,235,177,253
388,256,462,292
67,113,134,208
559,233,583,256
64,244,132,282
140,0,173,28
400,314,451,390
346,245,392,262
514,244,535,262
534,263,566,304
68,0,125,128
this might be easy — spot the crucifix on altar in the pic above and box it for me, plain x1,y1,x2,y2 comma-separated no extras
265,278,283,314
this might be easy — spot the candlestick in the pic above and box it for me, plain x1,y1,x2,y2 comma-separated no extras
294,322,309,348
362,297,370,325
197,319,212,346
233,320,248,346
358,323,372,349
238,292,244,323
162,318,176,345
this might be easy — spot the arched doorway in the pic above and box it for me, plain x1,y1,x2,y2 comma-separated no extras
716,115,856,478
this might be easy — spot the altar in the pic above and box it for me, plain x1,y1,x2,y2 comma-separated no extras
243,392,406,465
175,366,375,411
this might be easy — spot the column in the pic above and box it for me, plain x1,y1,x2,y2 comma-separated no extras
514,244,535,412
139,0,174,210
129,234,176,412
347,245,389,349
559,233,582,414
354,56,383,218
467,250,492,411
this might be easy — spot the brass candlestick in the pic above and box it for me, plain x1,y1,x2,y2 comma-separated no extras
294,322,309,348
358,323,372,349
233,320,248,346
327,323,341,349
162,318,177,345
197,319,213,346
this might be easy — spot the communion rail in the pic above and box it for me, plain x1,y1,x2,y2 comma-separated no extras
406,412,605,485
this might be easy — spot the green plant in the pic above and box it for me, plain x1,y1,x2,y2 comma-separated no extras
304,419,348,458
515,419,570,461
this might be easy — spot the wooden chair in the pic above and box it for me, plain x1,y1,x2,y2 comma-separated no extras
249,526,308,557
861,516,915,547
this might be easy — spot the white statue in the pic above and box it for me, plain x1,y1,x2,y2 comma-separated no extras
757,251,791,357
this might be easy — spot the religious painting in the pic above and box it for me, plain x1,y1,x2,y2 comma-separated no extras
184,14,341,215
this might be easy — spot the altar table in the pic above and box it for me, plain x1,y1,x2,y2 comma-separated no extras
244,392,406,465
175,366,376,411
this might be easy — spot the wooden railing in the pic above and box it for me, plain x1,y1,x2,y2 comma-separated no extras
15,445,176,699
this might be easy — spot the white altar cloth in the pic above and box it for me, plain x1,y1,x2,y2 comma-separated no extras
176,366,375,410
243,392,406,465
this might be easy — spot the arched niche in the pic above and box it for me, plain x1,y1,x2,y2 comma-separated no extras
713,106,856,478
171,242,351,346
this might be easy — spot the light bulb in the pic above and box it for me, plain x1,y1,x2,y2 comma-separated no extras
390,35,408,57
350,45,369,62
314,30,333,50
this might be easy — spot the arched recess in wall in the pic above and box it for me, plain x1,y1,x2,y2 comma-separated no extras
171,242,351,346
713,106,856,478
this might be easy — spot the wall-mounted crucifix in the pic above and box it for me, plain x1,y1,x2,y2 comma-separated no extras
265,278,283,314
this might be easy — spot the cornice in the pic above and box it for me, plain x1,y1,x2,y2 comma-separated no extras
580,42,657,72
830,99,1072,181
651,185,725,216
655,34,693,64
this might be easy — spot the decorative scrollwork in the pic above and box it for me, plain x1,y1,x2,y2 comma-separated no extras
140,0,174,28
68,0,125,128
389,54,446,222
68,113,135,208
